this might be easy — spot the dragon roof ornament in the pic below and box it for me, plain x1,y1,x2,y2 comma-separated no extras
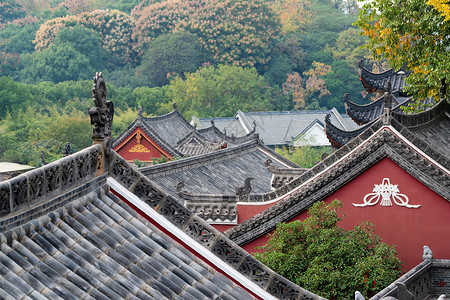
89,72,114,148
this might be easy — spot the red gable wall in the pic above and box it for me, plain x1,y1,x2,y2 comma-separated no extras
243,157,450,270
114,127,171,162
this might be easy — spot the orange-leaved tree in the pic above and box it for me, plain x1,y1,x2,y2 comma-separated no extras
132,0,281,68
34,9,136,67
283,61,331,109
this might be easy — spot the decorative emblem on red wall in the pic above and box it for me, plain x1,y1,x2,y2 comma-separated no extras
353,178,420,208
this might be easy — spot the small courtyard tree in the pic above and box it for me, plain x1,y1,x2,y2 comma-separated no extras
254,200,403,299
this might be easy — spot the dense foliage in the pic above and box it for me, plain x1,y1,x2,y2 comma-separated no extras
254,200,403,299
0,0,368,164
356,0,450,102
167,64,271,118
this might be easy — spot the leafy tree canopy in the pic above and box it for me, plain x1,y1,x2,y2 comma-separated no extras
133,0,281,68
137,31,208,87
254,200,403,299
0,76,34,118
355,0,450,101
167,64,271,118
20,42,94,83
34,9,136,67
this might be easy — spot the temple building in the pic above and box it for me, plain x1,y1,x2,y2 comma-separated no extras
195,108,359,148
113,104,256,164
0,73,324,300
224,71,450,273
139,137,303,232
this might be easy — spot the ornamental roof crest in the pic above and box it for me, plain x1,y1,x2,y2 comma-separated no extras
353,178,420,208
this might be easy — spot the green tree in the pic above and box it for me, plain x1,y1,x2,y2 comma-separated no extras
0,23,40,54
0,76,34,118
53,25,106,69
275,143,331,168
20,43,94,83
356,0,450,101
112,106,139,137
254,200,403,299
132,86,169,115
137,32,208,86
167,64,271,118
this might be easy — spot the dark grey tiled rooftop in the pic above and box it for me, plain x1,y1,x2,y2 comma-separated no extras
142,110,193,148
197,117,248,138
141,140,298,197
0,190,254,300
412,116,450,160
197,109,359,146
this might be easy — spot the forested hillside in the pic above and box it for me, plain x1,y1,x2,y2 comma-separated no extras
0,0,369,166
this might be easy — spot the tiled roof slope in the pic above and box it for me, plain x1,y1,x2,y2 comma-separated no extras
0,189,254,300
114,107,257,158
0,139,324,299
240,109,354,146
196,117,248,137
225,100,450,246
108,152,325,299
358,60,409,94
197,109,360,146
197,124,257,146
344,91,412,125
140,139,300,197
370,251,450,299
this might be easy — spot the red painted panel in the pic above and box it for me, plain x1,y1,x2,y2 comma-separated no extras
237,202,276,224
114,127,171,162
242,157,450,271
212,224,235,232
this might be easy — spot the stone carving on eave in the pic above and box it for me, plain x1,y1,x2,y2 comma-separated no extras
265,158,308,189
108,152,325,299
89,72,114,148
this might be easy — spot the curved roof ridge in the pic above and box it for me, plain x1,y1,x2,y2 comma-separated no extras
225,122,450,245
344,92,405,125
325,114,376,149
358,60,396,79
197,123,257,143
249,118,383,200
142,105,192,128
358,60,409,93
392,98,447,130
112,117,181,157
140,140,261,177
176,127,220,147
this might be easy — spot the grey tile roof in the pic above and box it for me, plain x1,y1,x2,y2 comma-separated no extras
114,108,257,158
225,103,450,246
242,109,355,146
140,140,300,198
0,144,325,300
0,189,254,300
197,117,248,137
370,255,450,300
358,60,409,94
197,109,359,146
344,91,412,125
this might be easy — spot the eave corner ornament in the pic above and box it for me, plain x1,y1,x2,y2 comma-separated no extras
353,178,420,208
89,72,114,145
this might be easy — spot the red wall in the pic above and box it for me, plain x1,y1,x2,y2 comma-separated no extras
114,128,170,162
243,157,450,271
